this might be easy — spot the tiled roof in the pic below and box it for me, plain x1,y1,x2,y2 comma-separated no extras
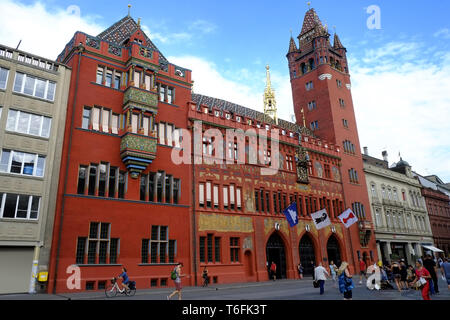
300,8,323,35
333,33,344,49
191,93,315,137
97,15,168,64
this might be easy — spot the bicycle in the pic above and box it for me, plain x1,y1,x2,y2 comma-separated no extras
105,277,136,298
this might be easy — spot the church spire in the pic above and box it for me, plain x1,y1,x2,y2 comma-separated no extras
264,65,278,125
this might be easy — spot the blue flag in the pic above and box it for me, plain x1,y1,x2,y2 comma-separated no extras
282,202,299,227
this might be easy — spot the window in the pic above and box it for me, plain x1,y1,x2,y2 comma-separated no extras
206,182,212,208
77,163,126,199
310,121,319,131
236,187,242,211
305,81,314,91
0,149,45,177
230,237,240,263
199,236,206,262
75,222,119,265
6,109,52,138
96,67,104,84
148,225,173,264
82,107,91,129
336,79,342,88
199,183,205,208
0,193,41,220
375,209,382,227
0,67,9,89
339,99,345,108
371,184,377,197
342,119,349,128
223,186,228,209
13,72,56,101
167,87,174,104
307,101,317,111
348,168,359,184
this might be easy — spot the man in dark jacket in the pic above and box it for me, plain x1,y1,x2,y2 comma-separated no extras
423,254,439,294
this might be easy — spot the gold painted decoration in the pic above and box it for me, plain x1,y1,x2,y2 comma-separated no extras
264,218,289,237
198,213,254,233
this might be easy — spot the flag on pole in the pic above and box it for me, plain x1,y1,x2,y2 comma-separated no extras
282,202,299,227
311,208,331,230
338,208,358,228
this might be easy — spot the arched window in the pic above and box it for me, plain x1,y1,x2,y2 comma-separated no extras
301,63,307,75
309,58,315,71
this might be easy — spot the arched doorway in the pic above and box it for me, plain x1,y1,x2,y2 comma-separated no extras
266,233,287,279
299,234,316,276
327,235,342,267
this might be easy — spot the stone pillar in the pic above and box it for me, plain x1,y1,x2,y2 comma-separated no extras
376,241,382,262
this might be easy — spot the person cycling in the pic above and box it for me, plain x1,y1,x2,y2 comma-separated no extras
118,267,130,292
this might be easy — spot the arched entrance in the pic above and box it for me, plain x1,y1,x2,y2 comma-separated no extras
327,235,342,267
266,233,287,279
299,234,316,276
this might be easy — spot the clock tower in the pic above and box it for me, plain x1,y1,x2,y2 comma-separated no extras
287,8,378,269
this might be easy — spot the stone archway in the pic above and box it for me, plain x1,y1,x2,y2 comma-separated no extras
266,232,287,279
327,235,342,267
299,233,316,276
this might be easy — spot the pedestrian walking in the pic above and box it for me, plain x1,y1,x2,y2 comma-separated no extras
314,263,329,295
440,258,450,290
329,261,338,287
168,262,187,300
411,260,432,300
202,266,209,287
270,261,277,281
337,261,354,300
391,261,402,292
423,254,439,294
358,257,366,284
400,260,408,290
297,263,304,280
310,260,316,280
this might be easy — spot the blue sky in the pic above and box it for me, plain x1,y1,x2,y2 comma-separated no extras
1,0,449,182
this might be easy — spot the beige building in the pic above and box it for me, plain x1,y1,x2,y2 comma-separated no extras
362,150,434,266
0,45,71,294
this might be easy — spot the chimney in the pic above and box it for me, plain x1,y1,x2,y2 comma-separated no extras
363,147,368,156
382,151,388,162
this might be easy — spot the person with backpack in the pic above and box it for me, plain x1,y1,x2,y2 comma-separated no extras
338,261,354,300
167,262,187,300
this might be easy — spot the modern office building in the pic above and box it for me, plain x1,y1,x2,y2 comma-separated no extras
0,44,71,293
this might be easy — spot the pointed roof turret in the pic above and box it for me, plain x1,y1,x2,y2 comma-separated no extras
288,36,298,54
333,33,345,50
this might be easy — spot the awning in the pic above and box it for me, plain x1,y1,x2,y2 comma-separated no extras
422,245,444,253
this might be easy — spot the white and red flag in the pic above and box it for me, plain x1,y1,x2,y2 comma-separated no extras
338,208,359,228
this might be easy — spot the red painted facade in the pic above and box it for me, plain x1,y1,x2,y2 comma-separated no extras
48,9,376,294
287,9,379,268
421,188,450,256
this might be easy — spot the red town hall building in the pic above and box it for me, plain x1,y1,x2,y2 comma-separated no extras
47,8,378,293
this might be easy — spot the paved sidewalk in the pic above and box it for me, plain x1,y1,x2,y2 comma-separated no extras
1,277,449,300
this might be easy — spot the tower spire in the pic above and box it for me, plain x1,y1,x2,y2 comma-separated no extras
264,65,278,125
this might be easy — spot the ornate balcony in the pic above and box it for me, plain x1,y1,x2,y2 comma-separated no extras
123,86,158,114
120,132,157,178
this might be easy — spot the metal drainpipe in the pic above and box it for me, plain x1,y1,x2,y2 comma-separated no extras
52,45,83,294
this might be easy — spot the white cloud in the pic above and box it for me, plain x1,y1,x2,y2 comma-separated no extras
433,28,450,39
351,42,450,181
188,20,217,34
0,0,104,60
